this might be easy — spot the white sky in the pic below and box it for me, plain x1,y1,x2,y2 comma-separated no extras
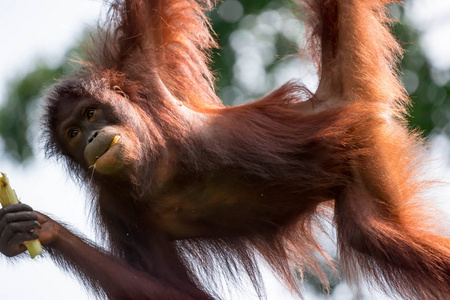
408,0,450,69
0,1,449,300
0,0,104,103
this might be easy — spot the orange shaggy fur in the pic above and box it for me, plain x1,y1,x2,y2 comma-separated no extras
43,0,450,299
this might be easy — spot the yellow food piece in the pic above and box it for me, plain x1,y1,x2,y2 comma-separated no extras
0,173,43,258
109,135,121,148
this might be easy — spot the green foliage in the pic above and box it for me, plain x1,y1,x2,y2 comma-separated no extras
302,263,343,295
395,16,450,135
209,0,296,97
0,44,82,162
0,65,62,162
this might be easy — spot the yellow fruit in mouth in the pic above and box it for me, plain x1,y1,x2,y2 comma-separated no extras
109,135,121,149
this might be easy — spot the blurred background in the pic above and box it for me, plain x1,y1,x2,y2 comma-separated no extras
0,0,449,299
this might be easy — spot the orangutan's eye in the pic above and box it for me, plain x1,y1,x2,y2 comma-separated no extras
86,109,95,120
69,129,79,139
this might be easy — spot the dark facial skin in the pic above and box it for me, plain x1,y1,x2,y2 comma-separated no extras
56,98,131,175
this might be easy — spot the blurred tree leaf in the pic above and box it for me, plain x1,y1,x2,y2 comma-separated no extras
0,45,81,162
209,0,297,97
209,0,275,91
0,64,63,162
394,8,450,135
303,262,343,295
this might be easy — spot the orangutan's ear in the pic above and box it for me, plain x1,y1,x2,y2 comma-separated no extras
112,85,129,99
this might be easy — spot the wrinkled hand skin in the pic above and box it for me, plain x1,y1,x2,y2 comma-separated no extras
0,203,58,257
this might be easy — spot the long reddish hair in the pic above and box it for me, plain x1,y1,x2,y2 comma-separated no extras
42,1,450,299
